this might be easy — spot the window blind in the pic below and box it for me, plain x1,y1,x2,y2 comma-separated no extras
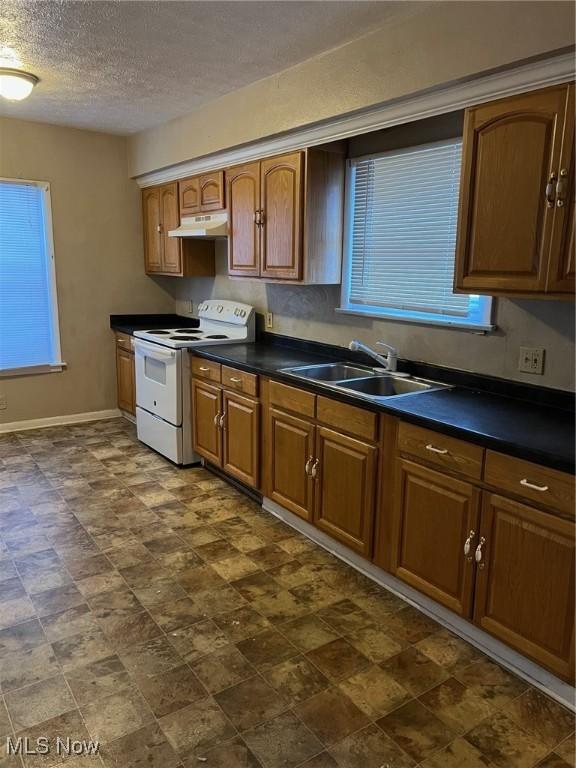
0,180,60,372
346,139,469,317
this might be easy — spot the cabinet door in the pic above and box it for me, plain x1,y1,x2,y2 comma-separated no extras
116,348,135,416
260,152,303,280
392,460,480,618
142,187,162,273
313,427,377,557
227,163,260,277
222,391,260,489
474,494,575,683
199,172,225,212
547,84,575,293
191,380,222,466
455,84,572,294
160,183,182,274
179,177,200,216
268,408,315,521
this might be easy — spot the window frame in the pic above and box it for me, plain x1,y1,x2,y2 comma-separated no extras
0,177,64,377
338,141,494,333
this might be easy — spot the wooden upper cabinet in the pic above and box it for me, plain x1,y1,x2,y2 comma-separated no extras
227,162,261,277
179,172,225,216
392,460,480,618
142,187,162,273
267,408,315,521
179,177,200,216
313,427,377,557
225,146,344,284
260,152,304,280
474,494,575,683
222,391,260,489
159,183,182,274
455,83,574,296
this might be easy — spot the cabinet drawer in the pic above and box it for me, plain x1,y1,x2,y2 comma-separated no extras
191,356,221,383
317,396,377,442
485,451,574,517
222,366,258,397
269,381,315,419
115,332,133,353
398,423,484,480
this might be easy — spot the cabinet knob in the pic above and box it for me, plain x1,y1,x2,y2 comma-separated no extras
475,537,486,569
463,529,476,560
305,456,314,476
311,458,320,479
219,413,226,429
213,412,221,426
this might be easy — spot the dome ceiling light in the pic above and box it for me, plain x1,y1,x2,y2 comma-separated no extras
0,68,39,101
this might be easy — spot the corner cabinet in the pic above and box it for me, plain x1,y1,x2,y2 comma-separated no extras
226,147,345,284
142,183,216,277
454,82,575,297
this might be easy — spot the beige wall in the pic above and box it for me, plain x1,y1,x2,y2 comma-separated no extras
172,246,575,393
129,1,575,176
0,117,173,424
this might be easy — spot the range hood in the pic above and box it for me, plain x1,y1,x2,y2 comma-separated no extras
168,212,228,238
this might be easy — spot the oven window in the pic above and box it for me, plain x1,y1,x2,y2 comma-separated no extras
144,355,167,385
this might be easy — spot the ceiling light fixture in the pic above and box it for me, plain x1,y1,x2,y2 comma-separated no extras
0,68,39,101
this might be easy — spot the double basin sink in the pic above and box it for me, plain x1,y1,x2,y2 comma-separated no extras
279,362,449,402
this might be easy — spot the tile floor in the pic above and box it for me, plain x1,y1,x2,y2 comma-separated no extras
0,418,573,768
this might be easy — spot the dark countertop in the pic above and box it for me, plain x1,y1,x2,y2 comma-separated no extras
191,341,575,474
110,314,199,335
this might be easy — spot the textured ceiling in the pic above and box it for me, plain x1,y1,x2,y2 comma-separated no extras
0,1,424,135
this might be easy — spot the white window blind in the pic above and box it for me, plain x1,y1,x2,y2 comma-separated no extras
340,139,492,330
0,179,63,373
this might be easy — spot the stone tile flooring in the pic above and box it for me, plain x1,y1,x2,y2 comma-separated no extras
0,418,573,768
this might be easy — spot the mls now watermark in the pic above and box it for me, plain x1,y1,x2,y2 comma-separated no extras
6,736,100,756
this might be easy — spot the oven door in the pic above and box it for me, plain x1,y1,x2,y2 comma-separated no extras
134,339,181,426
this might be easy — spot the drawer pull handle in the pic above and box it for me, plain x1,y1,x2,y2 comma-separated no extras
311,458,320,479
199,366,210,372
425,444,448,455
520,478,549,492
213,412,221,426
305,456,314,476
475,537,486,569
219,414,226,429
463,529,476,560
229,377,242,384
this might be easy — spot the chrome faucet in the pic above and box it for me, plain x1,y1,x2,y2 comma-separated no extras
349,339,398,372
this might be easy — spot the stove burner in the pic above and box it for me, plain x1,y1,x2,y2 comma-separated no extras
170,335,203,341
148,330,170,335
174,329,201,333
204,334,229,339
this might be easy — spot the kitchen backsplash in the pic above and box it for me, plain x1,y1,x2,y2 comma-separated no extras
165,246,575,393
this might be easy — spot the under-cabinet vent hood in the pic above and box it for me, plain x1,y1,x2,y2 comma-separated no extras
168,212,228,238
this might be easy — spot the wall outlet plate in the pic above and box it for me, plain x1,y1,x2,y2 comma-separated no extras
518,346,545,375
265,312,274,329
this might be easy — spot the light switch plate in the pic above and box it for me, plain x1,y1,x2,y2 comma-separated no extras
266,312,274,329
518,346,545,375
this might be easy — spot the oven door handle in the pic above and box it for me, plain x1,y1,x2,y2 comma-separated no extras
134,339,176,359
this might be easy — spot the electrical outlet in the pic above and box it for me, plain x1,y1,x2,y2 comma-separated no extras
265,312,274,329
518,346,545,375
0,395,6,410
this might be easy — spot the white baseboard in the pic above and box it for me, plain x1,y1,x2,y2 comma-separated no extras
263,496,576,712
0,409,122,434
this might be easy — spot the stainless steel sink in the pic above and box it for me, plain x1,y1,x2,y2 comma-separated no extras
335,376,441,397
279,362,449,401
280,362,377,382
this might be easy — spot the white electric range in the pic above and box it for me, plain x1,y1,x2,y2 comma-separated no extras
133,300,255,464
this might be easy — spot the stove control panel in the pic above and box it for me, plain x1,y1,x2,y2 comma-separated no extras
197,300,255,325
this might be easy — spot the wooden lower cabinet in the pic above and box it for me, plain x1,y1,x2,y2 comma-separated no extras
115,346,135,416
313,427,377,557
392,460,480,618
222,391,260,488
474,493,575,682
267,408,315,521
191,380,222,466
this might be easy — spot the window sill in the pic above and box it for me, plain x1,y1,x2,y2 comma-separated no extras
0,362,67,378
335,307,496,333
